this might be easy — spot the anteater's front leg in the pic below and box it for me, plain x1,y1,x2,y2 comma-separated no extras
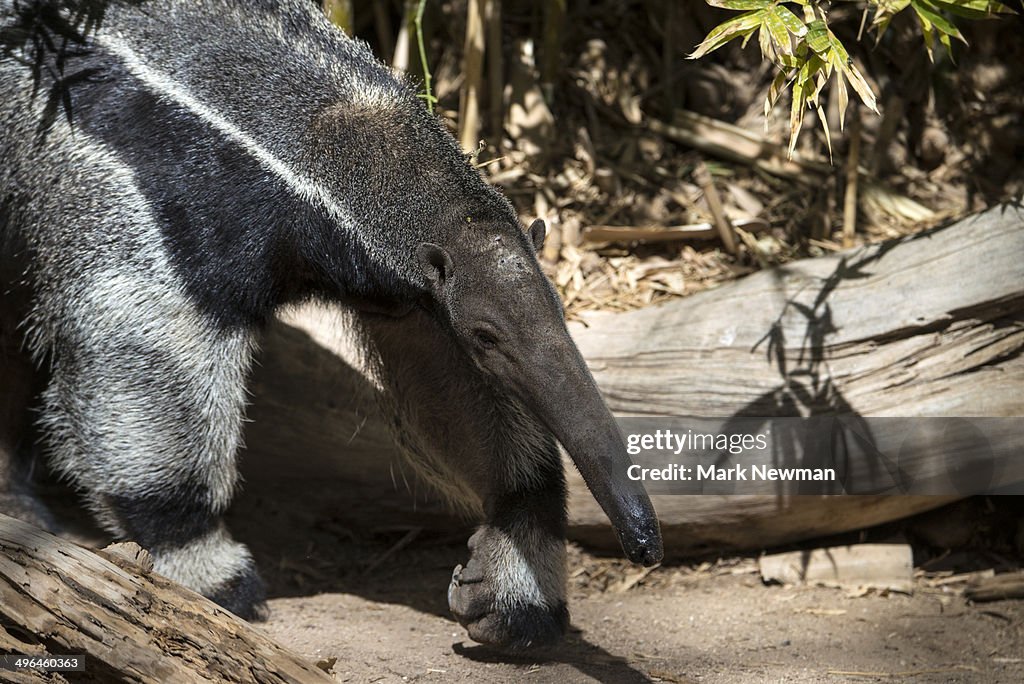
357,310,569,650
447,403,569,650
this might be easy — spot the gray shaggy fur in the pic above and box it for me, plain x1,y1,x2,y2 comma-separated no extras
0,0,660,647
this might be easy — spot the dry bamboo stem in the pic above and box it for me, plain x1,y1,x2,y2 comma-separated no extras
392,0,415,72
843,105,862,248
459,0,486,152
694,162,738,255
540,0,566,104
486,0,503,141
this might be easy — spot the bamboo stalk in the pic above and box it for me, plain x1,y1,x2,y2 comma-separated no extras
392,0,416,72
459,0,486,152
843,104,862,248
540,0,566,105
486,0,504,141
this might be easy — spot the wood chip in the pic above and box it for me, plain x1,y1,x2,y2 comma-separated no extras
759,544,914,593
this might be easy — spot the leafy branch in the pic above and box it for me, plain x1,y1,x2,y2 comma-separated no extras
689,0,1015,158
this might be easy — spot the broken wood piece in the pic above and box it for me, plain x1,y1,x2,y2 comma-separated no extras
98,540,154,573
582,217,768,245
647,109,830,182
759,544,914,593
693,161,738,255
964,571,1024,602
0,513,333,683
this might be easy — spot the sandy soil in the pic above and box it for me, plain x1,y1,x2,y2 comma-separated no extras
262,575,1024,684
226,495,1024,684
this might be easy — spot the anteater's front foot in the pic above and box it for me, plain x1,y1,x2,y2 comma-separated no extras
448,526,569,651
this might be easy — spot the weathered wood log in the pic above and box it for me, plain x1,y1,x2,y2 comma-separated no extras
236,204,1024,554
0,513,332,683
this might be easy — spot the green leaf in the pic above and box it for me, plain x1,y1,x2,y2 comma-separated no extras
834,63,849,130
839,58,878,112
918,11,937,61
764,67,790,118
871,0,912,41
689,10,767,58
775,5,809,36
939,28,954,58
827,29,851,65
789,76,809,157
805,20,831,54
912,0,967,42
763,9,795,55
788,55,825,157
874,0,913,14
777,52,802,68
930,0,1014,19
758,24,775,61
706,0,772,9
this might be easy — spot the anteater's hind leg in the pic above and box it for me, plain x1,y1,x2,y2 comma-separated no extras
30,272,265,618
357,309,568,650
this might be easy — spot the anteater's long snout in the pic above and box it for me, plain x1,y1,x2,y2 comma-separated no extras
523,343,664,566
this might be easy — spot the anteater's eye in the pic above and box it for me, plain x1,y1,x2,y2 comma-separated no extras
474,330,499,350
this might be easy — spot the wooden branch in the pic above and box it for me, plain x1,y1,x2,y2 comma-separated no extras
964,571,1024,602
694,161,739,255
0,514,332,683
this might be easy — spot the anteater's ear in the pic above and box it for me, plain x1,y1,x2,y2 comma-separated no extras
417,242,454,290
528,219,546,252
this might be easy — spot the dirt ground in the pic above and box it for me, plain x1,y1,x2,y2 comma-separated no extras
220,494,1024,684
262,574,1024,684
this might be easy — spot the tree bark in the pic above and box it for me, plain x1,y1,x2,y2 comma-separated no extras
0,514,332,683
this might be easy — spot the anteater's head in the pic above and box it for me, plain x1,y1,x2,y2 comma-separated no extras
416,217,663,566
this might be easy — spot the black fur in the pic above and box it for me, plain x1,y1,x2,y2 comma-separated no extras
108,488,218,550
1,0,663,648
206,557,267,621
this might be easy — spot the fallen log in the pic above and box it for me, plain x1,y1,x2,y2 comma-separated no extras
236,203,1024,554
0,514,332,683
